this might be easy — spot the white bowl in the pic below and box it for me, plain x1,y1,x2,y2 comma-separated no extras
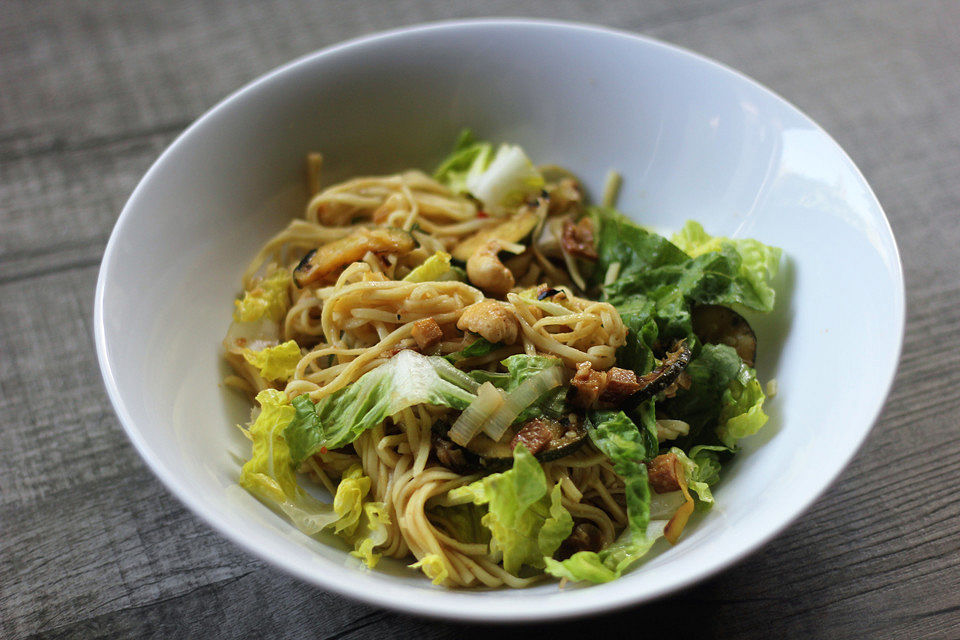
94,19,905,622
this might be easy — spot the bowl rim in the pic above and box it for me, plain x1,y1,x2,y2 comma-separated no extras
94,17,906,622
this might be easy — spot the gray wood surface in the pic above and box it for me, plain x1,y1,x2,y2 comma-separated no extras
2,1,958,638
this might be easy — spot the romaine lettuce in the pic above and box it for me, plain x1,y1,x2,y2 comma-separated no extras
449,445,573,576
660,344,769,449
589,208,782,367
717,361,769,447
409,554,450,585
672,220,782,312
444,336,501,363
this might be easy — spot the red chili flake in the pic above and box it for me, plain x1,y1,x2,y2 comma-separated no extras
319,446,328,454
477,210,489,218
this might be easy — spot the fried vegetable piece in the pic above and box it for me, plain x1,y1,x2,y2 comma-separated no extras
570,354,688,408
451,210,540,261
601,367,642,403
509,418,559,456
646,453,682,494
691,305,758,367
293,228,415,287
561,218,598,261
412,317,444,352
431,431,472,474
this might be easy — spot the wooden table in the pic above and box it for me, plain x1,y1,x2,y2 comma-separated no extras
3,1,958,638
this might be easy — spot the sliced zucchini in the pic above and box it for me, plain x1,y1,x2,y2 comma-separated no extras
692,305,757,367
451,210,540,262
633,341,693,403
293,227,415,287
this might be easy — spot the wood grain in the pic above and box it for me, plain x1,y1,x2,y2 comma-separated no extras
2,0,959,638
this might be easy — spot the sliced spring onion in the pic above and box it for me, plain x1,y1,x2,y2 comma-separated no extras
448,382,504,446
601,169,622,208
482,366,565,442
603,261,622,287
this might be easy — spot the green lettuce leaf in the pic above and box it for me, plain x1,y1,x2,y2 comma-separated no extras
671,220,782,312
285,350,481,465
449,445,573,576
589,208,781,361
332,464,390,568
430,503,490,545
717,361,769,447
241,339,301,381
444,336,501,363
433,130,543,214
238,393,389,565
238,390,339,534
544,410,659,583
403,251,464,283
670,446,725,505
433,129,494,195
409,554,450,585
660,344,769,449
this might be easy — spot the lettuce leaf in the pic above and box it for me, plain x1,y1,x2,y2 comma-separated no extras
430,503,490,545
238,390,339,534
433,130,543,215
589,208,781,362
332,464,390,568
403,251,461,283
241,339,301,381
717,361,769,447
449,445,573,576
672,220,782,312
544,410,659,583
239,393,388,566
660,344,769,449
433,129,494,195
409,554,450,585
445,336,501,363
233,267,291,323
284,350,480,465
670,446,724,505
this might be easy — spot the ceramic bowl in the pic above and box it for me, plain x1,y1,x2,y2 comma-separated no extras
95,19,905,621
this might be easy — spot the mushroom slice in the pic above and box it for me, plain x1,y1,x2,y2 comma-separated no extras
691,305,757,367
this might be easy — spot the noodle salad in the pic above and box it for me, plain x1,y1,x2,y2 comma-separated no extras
223,131,782,587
